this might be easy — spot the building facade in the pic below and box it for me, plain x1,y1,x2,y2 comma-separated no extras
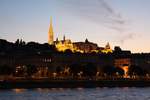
48,18,113,53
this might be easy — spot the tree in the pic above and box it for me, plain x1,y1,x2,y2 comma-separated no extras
128,65,146,77
64,49,72,54
15,39,20,46
82,63,97,78
56,66,63,76
0,65,14,75
69,63,82,77
26,65,38,77
115,67,124,76
102,65,116,76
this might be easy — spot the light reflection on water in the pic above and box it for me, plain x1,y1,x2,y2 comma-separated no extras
12,88,27,93
0,87,150,100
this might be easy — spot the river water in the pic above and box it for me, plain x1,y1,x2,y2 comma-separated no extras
0,87,150,100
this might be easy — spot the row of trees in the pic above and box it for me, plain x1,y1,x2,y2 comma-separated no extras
0,64,148,78
0,65,37,77
0,39,57,54
62,64,147,78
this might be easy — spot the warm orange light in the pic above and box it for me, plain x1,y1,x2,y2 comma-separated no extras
55,37,112,53
122,66,129,78
12,89,26,93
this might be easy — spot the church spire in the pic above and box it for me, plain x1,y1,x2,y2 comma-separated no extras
105,42,111,49
48,17,54,45
63,35,66,41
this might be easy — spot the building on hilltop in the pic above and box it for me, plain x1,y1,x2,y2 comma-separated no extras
48,18,112,53
54,35,74,52
73,38,98,53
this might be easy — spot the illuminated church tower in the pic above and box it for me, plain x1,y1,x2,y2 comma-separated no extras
48,17,54,45
47,17,112,53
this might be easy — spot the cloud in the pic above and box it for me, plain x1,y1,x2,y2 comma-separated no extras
0,32,9,39
60,0,126,31
58,0,134,43
120,33,135,44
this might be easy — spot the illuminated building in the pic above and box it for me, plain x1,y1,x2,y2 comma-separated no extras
48,17,54,45
73,39,98,53
48,18,112,53
114,58,131,77
54,35,75,52
114,49,132,77
101,42,112,53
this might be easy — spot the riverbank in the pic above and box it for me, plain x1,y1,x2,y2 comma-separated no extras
0,79,150,89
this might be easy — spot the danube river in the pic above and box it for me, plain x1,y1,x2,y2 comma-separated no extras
0,88,150,100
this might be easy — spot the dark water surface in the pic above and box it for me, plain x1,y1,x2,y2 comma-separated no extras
0,87,150,100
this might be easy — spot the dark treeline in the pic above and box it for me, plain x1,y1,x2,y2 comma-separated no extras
0,39,57,55
0,62,147,79
0,39,150,79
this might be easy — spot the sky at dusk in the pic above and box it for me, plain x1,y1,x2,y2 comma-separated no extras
0,0,150,53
